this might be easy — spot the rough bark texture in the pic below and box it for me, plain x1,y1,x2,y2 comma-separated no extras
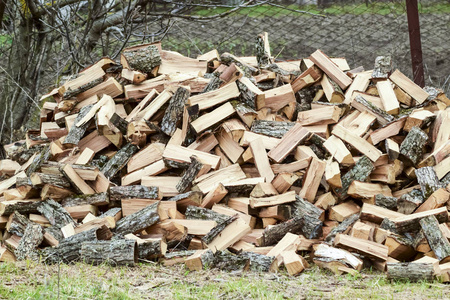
241,251,276,272
202,215,237,245
137,240,165,259
7,211,33,236
0,200,41,216
256,33,272,68
391,209,448,234
335,156,374,200
236,79,258,110
325,213,360,244
420,215,450,262
202,74,224,93
63,77,103,99
101,143,138,179
109,185,159,206
387,262,435,282
37,199,76,229
213,250,249,271
415,166,444,199
114,201,160,236
185,206,229,223
397,189,424,214
308,134,330,159
260,215,304,246
122,45,161,73
372,56,392,79
30,173,71,188
63,104,94,146
251,120,295,138
110,113,129,135
176,156,203,193
61,192,109,207
41,227,99,264
354,95,395,124
292,195,323,220
375,194,398,211
160,87,190,136
164,250,196,260
399,126,428,165
81,239,137,266
220,52,258,77
26,145,51,176
100,207,122,219
15,223,44,261
301,214,323,240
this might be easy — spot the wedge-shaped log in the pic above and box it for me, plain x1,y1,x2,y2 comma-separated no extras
389,69,429,104
332,125,382,162
309,49,352,89
193,164,246,194
299,158,326,202
268,124,310,163
163,144,221,170
191,102,235,134
334,234,388,261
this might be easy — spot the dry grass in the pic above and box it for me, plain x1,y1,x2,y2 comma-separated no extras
1,261,449,299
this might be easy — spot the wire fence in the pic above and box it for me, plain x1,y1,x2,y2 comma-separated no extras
148,0,449,91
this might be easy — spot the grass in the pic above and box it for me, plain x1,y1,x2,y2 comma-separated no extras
1,262,449,299
193,2,450,17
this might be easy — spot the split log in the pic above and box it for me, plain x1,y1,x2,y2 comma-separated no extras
334,156,374,200
61,192,109,207
101,143,138,179
251,120,294,138
397,189,424,214
351,95,395,126
399,127,428,166
204,217,251,252
121,44,161,73
185,206,229,223
114,201,160,236
63,104,94,146
258,216,303,246
7,211,33,236
160,87,190,136
60,164,95,195
110,185,160,206
268,124,310,163
371,56,392,80
168,191,203,213
0,199,41,216
15,223,44,261
374,194,398,210
325,213,359,243
37,199,76,229
415,166,444,199
389,69,429,104
81,239,137,266
176,156,203,193
185,249,215,271
334,233,388,261
309,49,352,89
420,215,450,262
388,207,448,233
241,251,277,272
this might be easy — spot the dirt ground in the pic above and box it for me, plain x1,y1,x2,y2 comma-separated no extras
1,262,450,299
160,12,449,91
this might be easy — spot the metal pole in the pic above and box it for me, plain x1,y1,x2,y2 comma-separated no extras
406,0,425,87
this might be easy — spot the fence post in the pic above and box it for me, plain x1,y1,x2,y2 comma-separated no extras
406,0,425,87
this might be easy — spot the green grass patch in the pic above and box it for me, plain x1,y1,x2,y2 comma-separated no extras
1,262,449,299
192,2,450,17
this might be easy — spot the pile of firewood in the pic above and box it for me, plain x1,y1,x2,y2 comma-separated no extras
0,32,449,281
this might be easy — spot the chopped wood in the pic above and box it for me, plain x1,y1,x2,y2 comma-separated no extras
389,69,429,104
309,50,352,89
